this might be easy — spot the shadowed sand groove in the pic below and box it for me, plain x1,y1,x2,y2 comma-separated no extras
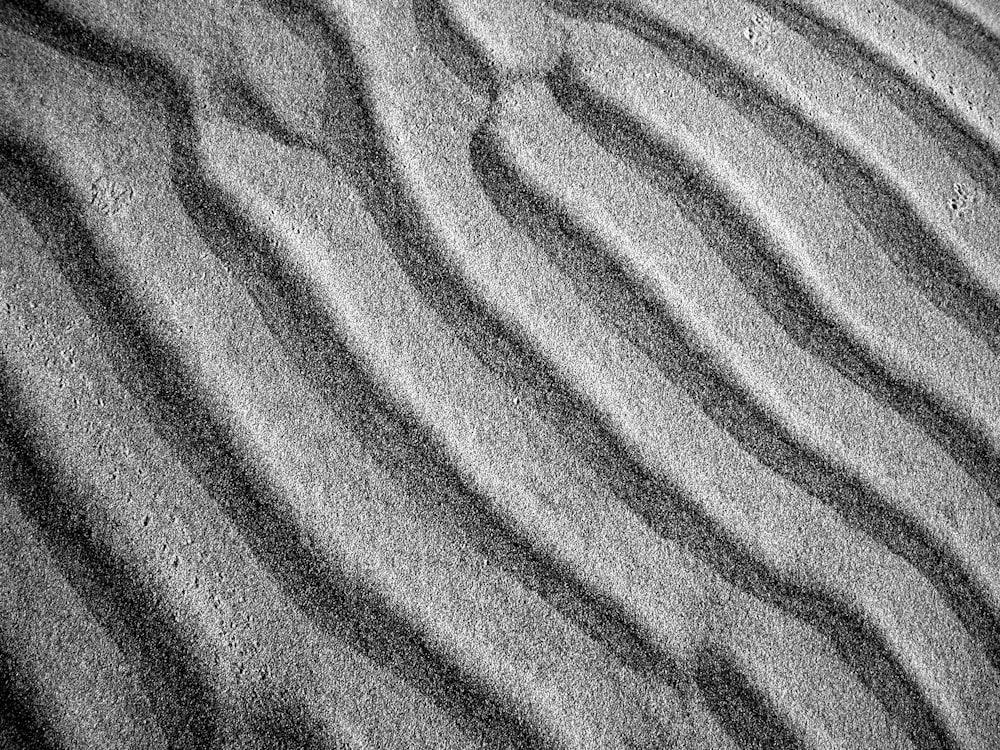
0,127,559,750
206,0,693,700
205,30,992,750
545,47,1000,508
0,644,60,750
0,375,220,750
693,647,811,750
891,0,1000,74
549,0,1000,353
470,111,1000,679
0,23,704,745
752,0,1000,195
1,0,999,747
186,175,672,682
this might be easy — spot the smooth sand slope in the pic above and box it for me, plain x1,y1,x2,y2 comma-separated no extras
0,0,998,748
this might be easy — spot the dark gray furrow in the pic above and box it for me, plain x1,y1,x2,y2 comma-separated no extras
412,0,502,99
548,0,1000,354
189,138,673,681
0,6,628,746
891,0,1000,75
754,0,1000,198
545,41,1000,509
221,0,682,681
470,114,1000,676
234,10,972,745
207,7,982,746
255,710,345,750
653,476,961,750
0,127,553,750
0,0,994,748
0,370,220,750
207,69,314,152
240,682,357,749
0,641,62,750
693,647,811,750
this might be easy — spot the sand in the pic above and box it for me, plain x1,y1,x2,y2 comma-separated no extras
0,0,998,748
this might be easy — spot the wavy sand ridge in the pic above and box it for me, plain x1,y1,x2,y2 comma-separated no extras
0,0,998,748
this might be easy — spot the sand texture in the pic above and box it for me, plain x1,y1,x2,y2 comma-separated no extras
1,0,999,747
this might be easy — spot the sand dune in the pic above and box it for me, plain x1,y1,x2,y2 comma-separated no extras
0,0,998,748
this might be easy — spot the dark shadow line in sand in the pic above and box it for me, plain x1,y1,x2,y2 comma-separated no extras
468,118,966,750
470,114,1000,677
248,697,343,750
207,70,314,152
0,644,61,750
412,0,499,99
0,130,554,750
191,178,675,682
0,365,220,750
0,9,562,741
891,0,1000,76
247,11,980,746
547,56,1000,512
548,0,1000,355
0,2,985,748
693,647,810,750
224,0,689,692
751,0,1000,198
247,13,963,741
690,511,961,750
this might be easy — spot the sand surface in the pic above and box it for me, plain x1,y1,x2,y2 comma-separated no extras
1,0,999,748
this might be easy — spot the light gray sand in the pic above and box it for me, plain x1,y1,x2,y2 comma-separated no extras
1,0,999,748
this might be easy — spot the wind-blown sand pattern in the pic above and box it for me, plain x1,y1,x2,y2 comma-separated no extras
0,0,998,747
